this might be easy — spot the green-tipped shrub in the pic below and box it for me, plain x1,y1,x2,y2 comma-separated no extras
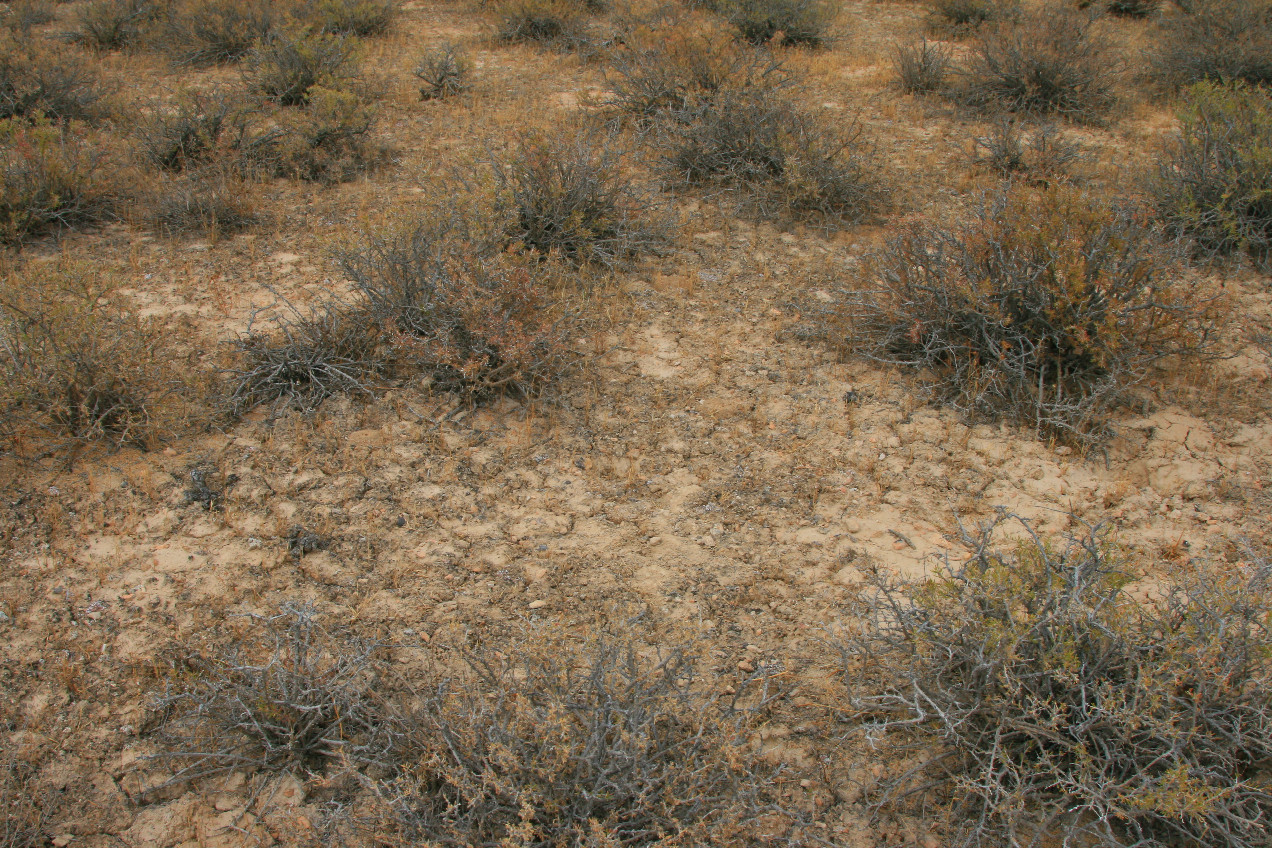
273,86,381,183
302,0,397,36
1,120,118,247
1150,81,1272,266
928,0,1006,31
845,513,1272,848
68,0,163,51
162,0,281,66
723,0,835,46
246,31,358,106
0,41,114,124
136,90,263,173
1152,0,1272,88
833,187,1216,442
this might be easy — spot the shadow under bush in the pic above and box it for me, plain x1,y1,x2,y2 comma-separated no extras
831,187,1216,443
955,6,1118,121
375,638,785,847
842,512,1272,848
1151,0,1272,89
1149,81,1272,266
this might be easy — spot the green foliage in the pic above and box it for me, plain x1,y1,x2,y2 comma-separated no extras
0,40,114,124
247,31,358,107
272,85,382,183
846,513,1272,848
1150,81,1272,266
302,0,397,36
162,0,281,66
68,0,163,51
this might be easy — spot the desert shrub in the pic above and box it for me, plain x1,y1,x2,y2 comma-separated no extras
972,118,1084,181
0,734,52,848
145,604,404,790
0,120,117,247
246,31,358,106
603,24,786,120
844,512,1272,848
338,220,576,400
272,85,381,183
1152,0,1272,89
148,168,259,238
667,91,888,225
227,298,378,416
378,638,779,846
722,0,835,46
1092,0,1161,17
302,0,397,36
495,132,668,266
956,6,1118,120
895,37,952,94
135,90,268,173
67,0,163,51
162,0,280,66
928,0,1012,33
833,188,1215,442
3,1,56,34
414,42,472,100
1149,81,1272,266
0,262,181,451
0,40,113,124
496,0,593,49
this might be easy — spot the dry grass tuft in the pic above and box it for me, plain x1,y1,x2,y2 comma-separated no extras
414,42,472,100
162,0,282,66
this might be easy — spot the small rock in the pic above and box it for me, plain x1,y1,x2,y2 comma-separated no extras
52,836,73,848
0,610,9,624
528,600,547,610
737,660,755,672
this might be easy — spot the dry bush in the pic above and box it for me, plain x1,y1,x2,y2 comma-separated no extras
246,30,358,107
0,120,118,247
0,735,52,848
144,604,404,792
162,0,281,66
414,42,472,100
0,262,185,453
301,0,397,36
0,39,114,124
339,219,577,400
496,0,594,49
147,167,260,238
722,0,835,46
928,0,1013,33
1149,81,1272,266
956,6,1118,121
894,37,952,94
972,118,1084,181
1151,0,1272,88
376,638,782,847
135,89,269,173
3,1,56,34
667,91,888,226
843,512,1272,848
67,0,163,51
1089,0,1161,17
494,132,669,266
603,23,786,121
227,298,378,416
271,85,382,183
832,188,1216,443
